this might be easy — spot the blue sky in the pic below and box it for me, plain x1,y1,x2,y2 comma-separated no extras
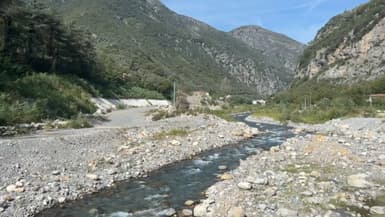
160,0,369,44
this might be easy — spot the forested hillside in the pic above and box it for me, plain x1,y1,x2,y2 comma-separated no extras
28,0,298,97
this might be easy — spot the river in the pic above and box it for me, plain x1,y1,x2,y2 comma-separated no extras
36,115,294,217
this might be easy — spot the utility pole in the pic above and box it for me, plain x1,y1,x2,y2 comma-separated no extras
173,80,176,107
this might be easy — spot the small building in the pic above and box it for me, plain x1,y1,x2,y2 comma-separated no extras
368,94,385,106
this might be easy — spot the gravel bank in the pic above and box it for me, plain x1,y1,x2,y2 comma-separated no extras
194,117,385,217
0,114,255,217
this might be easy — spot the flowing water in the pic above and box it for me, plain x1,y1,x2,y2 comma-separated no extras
36,115,294,217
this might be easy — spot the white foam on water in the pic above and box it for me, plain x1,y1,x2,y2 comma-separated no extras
109,212,133,217
184,167,202,175
207,153,220,160
144,194,168,201
193,159,212,166
244,146,257,152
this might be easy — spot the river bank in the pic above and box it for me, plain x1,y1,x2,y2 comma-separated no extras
194,117,385,217
0,113,257,217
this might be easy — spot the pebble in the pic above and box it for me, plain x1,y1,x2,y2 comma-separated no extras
58,197,66,203
220,173,233,180
181,208,193,216
347,174,373,188
218,165,227,170
52,170,61,176
193,204,207,217
184,200,195,206
227,206,245,217
264,187,277,197
170,140,181,146
86,174,100,181
277,208,298,217
370,206,385,215
237,182,252,190
6,185,17,193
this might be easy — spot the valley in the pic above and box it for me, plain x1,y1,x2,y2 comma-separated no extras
1,0,385,217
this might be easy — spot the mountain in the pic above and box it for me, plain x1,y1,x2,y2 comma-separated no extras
230,25,305,82
25,0,300,97
296,0,385,84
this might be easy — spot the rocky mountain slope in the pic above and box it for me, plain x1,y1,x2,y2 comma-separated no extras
296,0,385,84
231,26,305,82
26,0,301,96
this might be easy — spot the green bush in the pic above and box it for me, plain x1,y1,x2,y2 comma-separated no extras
0,73,96,125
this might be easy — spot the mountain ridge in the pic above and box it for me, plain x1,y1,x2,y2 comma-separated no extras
230,25,305,82
28,0,303,97
296,0,385,84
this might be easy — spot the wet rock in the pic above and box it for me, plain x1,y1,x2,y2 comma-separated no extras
184,200,195,206
227,207,245,217
157,208,176,216
219,173,233,180
237,182,252,190
181,208,193,216
88,208,98,215
370,206,385,215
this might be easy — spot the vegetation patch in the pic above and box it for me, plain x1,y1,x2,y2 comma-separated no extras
152,128,190,140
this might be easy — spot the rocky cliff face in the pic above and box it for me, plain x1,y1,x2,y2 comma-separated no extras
27,0,301,96
231,26,305,81
297,0,385,84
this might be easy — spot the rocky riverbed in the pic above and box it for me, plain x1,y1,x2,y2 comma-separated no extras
0,114,257,217
194,118,385,217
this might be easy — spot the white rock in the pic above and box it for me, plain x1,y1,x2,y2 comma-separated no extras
52,170,61,176
6,185,16,193
347,174,372,188
237,182,252,190
370,206,385,215
218,165,227,170
15,181,24,188
86,174,100,181
58,197,66,203
227,207,245,217
182,208,193,216
193,204,208,217
277,208,298,217
170,140,181,146
184,200,195,206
